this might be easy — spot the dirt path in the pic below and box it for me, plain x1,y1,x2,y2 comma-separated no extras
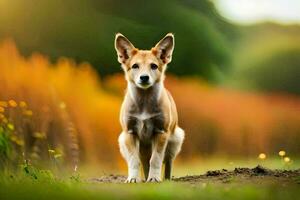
90,165,300,186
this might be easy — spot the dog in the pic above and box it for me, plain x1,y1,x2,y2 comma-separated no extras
115,33,185,183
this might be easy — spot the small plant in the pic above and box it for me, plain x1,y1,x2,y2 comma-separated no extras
21,159,56,182
21,159,38,180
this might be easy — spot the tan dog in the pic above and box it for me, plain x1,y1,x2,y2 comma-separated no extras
115,33,184,183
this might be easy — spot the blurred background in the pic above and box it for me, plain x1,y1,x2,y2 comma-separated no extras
0,0,299,174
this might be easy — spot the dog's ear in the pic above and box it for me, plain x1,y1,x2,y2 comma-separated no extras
115,33,137,64
153,33,174,64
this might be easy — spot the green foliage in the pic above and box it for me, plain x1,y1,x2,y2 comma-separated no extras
0,0,234,79
227,23,300,94
21,160,56,182
244,48,300,94
0,126,12,164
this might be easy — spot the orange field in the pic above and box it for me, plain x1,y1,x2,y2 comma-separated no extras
1,39,300,170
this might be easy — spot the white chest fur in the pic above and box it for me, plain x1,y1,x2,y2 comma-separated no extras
132,112,159,121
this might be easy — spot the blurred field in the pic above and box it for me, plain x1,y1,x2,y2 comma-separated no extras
1,39,300,172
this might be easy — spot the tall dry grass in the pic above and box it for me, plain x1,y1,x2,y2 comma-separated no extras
0,39,121,169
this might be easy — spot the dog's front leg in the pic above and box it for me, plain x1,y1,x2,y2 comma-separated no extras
118,132,141,183
147,133,168,182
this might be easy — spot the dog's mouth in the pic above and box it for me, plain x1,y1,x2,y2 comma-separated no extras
137,82,152,89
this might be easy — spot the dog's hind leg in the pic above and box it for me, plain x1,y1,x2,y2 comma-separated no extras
164,127,185,180
141,157,150,181
164,156,172,180
118,132,141,183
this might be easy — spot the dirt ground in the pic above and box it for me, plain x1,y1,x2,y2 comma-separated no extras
90,165,300,186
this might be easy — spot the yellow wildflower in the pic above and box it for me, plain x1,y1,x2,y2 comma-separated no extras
48,149,55,154
33,132,46,139
284,157,291,163
279,150,286,157
0,101,8,107
258,153,266,160
8,100,17,107
7,123,14,131
19,101,27,108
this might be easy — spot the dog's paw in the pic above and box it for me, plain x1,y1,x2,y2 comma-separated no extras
125,177,141,183
146,176,161,183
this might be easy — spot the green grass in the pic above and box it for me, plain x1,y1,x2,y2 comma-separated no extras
1,177,300,200
0,157,299,200
1,161,300,200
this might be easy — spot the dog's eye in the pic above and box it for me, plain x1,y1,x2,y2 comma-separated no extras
132,64,139,69
150,63,158,70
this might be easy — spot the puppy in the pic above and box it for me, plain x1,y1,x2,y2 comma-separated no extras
115,33,184,183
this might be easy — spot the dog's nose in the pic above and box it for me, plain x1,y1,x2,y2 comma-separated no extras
140,75,149,83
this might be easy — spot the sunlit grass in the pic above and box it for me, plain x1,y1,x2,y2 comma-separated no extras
0,169,299,200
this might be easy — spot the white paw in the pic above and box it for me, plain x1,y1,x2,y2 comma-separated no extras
146,176,161,183
125,177,141,183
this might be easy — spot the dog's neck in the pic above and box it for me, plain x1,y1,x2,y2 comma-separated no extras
127,81,164,112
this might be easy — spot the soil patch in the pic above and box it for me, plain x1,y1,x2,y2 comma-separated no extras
89,165,300,186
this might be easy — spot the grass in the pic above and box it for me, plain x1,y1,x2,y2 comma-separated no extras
1,175,300,200
0,159,299,200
